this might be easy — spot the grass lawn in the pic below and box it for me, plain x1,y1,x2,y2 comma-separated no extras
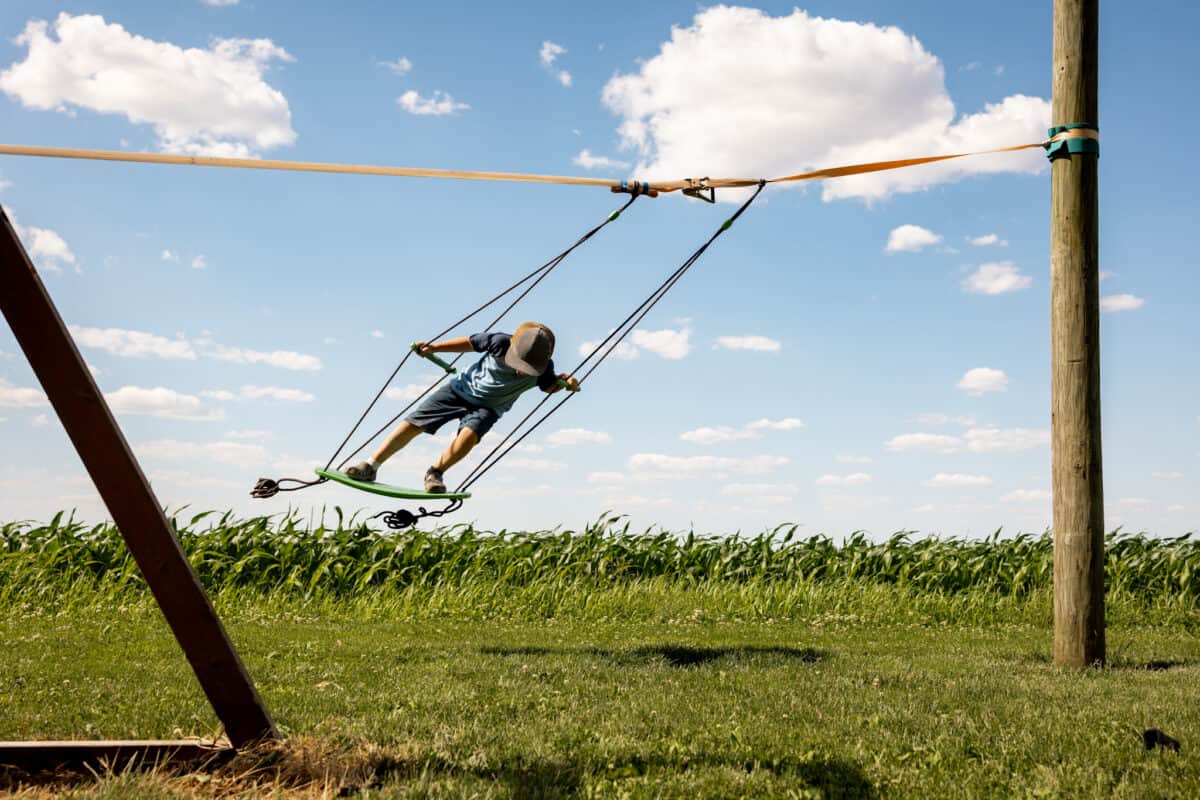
2,600,1198,798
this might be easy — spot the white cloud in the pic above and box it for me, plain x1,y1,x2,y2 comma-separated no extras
601,7,1049,203
224,429,271,440
0,175,11,191
240,385,314,402
201,0,240,6
925,472,993,488
385,383,439,402
502,458,564,471
911,503,935,513
370,330,385,339
1117,497,1150,509
627,453,789,479
1152,471,1184,480
0,13,296,157
161,249,180,263
722,482,798,496
1100,294,1144,312
555,70,572,87
379,56,412,76
885,224,941,253
398,89,468,116
958,367,1008,395
963,261,1032,294
0,379,48,408
69,325,196,360
540,41,565,66
885,432,962,453
632,326,691,359
815,472,871,487
200,343,322,371
201,389,237,401
587,471,626,484
578,335,638,360
914,412,976,426
546,427,612,447
105,385,223,421
31,413,49,427
681,417,804,444
13,222,76,273
715,335,782,353
1001,488,1050,503
964,426,1049,452
746,418,804,432
836,454,874,464
191,255,207,270
136,438,267,465
969,233,1007,247
680,426,757,444
573,149,630,170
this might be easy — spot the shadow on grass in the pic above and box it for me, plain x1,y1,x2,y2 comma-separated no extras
1110,658,1200,671
479,643,825,667
376,750,874,799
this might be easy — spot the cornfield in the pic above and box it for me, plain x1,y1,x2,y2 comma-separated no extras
1,510,1196,608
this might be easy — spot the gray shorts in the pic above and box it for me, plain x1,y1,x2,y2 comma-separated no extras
407,383,499,439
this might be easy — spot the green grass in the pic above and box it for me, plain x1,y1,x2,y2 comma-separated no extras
1,513,1198,797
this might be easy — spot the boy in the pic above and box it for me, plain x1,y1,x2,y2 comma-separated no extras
345,322,579,493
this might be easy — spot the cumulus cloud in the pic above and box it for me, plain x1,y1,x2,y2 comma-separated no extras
573,149,630,170
969,233,1007,246
198,342,322,371
385,383,439,402
1100,294,1144,312
0,13,296,157
885,432,962,453
958,367,1007,395
69,325,196,360
601,6,1049,203
379,56,412,76
681,417,804,444
587,471,626,484
885,224,941,253
13,221,76,273
815,473,872,487
105,385,223,420
191,255,207,270
914,412,976,426
0,379,48,408
580,326,692,360
546,427,612,447
539,41,571,86
136,438,267,465
161,249,179,263
925,472,992,488
240,385,314,402
627,453,788,479
963,261,1032,294
201,0,240,6
398,89,468,116
714,335,781,352
964,426,1048,452
1002,488,1050,502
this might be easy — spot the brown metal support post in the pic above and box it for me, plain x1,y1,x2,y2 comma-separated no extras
1050,0,1105,667
0,208,277,746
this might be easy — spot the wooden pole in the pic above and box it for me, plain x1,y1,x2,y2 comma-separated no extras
1050,0,1104,667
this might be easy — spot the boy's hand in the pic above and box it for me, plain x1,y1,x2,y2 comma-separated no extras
555,374,580,393
414,341,435,356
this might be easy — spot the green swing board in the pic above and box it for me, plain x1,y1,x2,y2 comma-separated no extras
316,468,472,501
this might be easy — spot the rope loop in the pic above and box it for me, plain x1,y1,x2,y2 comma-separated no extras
371,499,464,530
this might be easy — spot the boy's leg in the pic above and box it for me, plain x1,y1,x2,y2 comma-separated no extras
432,426,480,473
372,420,424,466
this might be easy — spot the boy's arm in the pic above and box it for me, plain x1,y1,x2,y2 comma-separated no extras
415,336,473,356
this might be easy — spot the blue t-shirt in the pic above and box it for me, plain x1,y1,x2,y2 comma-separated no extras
449,332,557,414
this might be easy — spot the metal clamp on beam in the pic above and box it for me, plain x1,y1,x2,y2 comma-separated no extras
610,180,659,198
682,177,716,203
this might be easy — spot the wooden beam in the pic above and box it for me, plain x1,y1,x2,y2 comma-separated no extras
0,207,278,745
1050,0,1105,667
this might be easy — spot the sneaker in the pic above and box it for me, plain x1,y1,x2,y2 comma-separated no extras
344,461,377,482
424,467,446,494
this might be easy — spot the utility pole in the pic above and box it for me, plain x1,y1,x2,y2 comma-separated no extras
1050,0,1104,667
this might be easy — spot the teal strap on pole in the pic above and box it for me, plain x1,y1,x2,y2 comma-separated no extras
1045,124,1099,161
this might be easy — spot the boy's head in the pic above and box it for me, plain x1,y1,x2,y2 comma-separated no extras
505,322,555,375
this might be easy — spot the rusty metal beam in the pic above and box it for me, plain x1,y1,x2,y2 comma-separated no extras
0,206,277,748
0,740,234,773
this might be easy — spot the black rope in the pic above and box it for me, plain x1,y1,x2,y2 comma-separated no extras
250,195,638,500
452,180,768,495
370,498,465,530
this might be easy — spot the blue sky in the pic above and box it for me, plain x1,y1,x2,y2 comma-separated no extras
0,0,1195,537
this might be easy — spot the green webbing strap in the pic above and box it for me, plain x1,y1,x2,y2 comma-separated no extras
1045,124,1099,161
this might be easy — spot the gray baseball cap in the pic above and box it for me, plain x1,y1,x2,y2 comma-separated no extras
504,323,554,375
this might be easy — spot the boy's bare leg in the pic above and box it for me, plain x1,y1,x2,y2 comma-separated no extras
432,427,480,473
371,421,424,466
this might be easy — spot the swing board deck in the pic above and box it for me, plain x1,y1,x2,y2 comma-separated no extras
316,469,471,501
